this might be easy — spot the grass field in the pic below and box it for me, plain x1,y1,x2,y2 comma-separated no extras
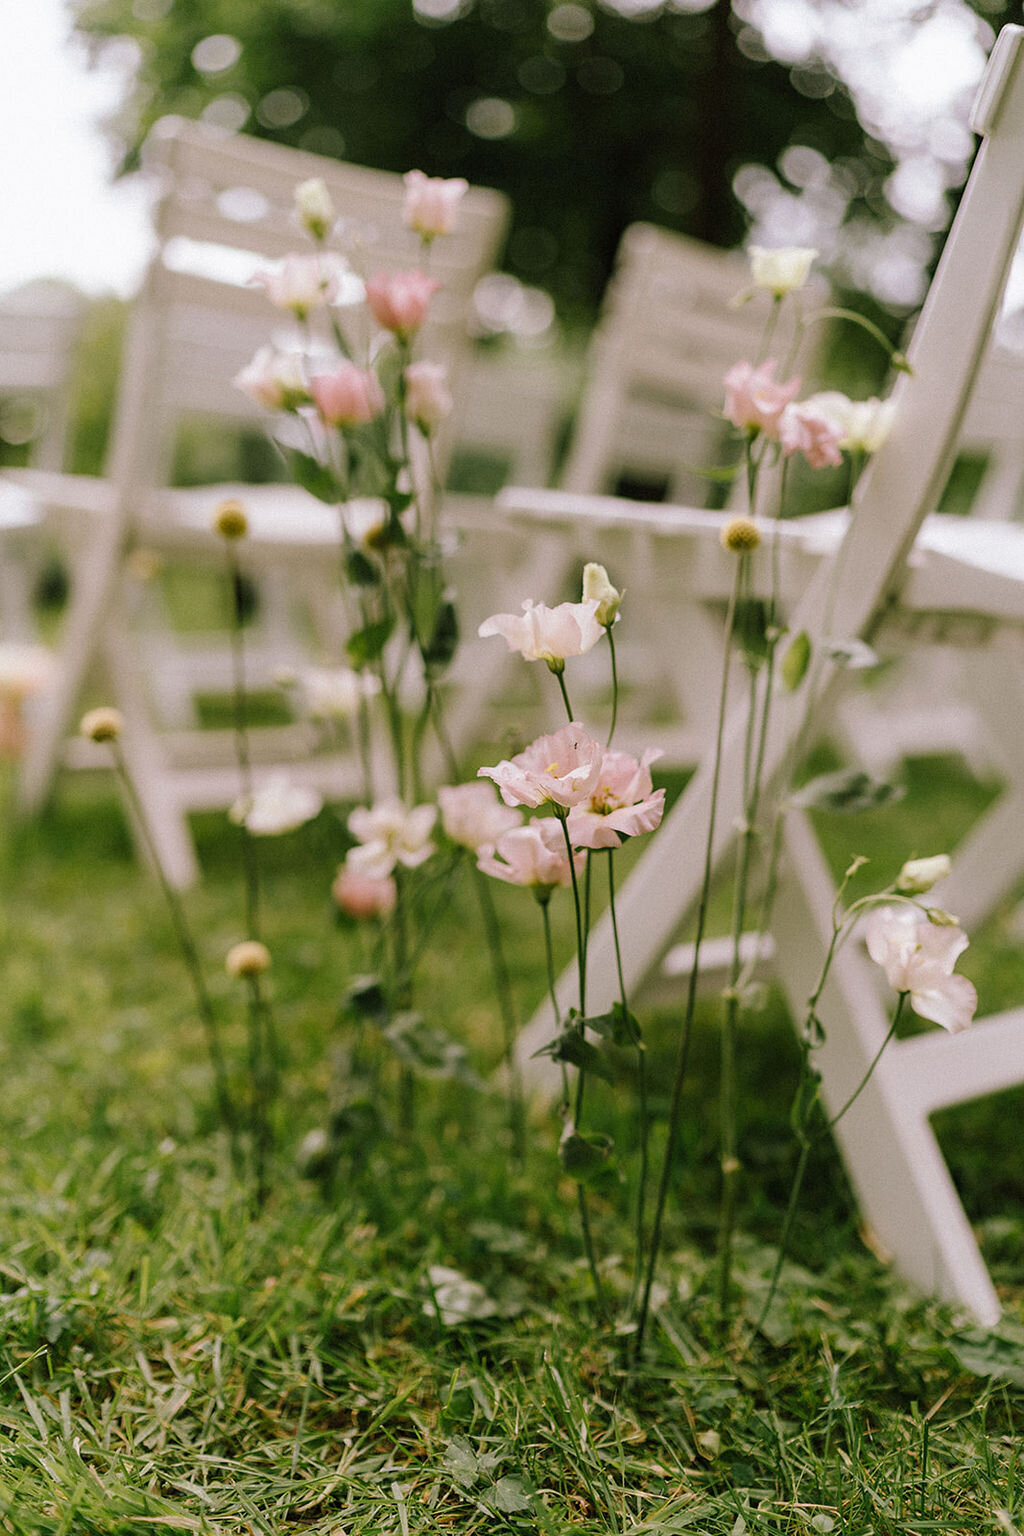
1,749,1023,1534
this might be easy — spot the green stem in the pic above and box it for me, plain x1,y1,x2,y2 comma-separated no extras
825,993,905,1132
225,547,261,943
246,973,273,1208
557,810,586,1017
606,625,620,748
540,895,569,1112
553,665,575,723
607,850,649,1315
473,863,525,1162
633,557,745,1356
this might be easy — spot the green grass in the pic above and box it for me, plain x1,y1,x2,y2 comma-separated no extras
1,755,1023,1534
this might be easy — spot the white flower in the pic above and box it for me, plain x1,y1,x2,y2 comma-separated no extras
581,563,622,627
800,391,896,454
347,799,437,879
896,855,952,896
0,643,54,700
233,346,309,411
404,360,453,432
864,905,977,1033
748,245,818,297
402,171,469,239
295,177,335,239
231,775,323,836
478,598,604,667
437,782,522,852
299,665,380,722
341,498,391,547
252,253,344,316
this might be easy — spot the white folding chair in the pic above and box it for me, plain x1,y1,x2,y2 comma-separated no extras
498,22,1024,1324
9,120,508,887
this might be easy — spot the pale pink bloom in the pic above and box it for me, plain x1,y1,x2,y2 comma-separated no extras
252,253,341,316
403,170,469,239
478,723,605,810
567,748,666,849
310,361,385,426
864,905,977,1034
478,599,603,666
802,391,896,455
366,269,441,337
477,820,581,889
233,346,309,411
723,359,800,439
347,799,437,879
438,782,522,852
404,360,453,431
779,398,845,469
230,775,323,835
299,665,380,721
332,864,397,920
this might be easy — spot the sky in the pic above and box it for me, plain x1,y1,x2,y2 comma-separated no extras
1,0,152,298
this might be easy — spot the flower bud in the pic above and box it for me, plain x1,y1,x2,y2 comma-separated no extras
896,854,951,895
720,516,761,554
226,939,272,978
581,562,622,626
295,177,335,240
213,498,248,540
80,706,123,742
748,245,818,297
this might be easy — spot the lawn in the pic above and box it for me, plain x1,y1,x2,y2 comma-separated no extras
1,746,1023,1535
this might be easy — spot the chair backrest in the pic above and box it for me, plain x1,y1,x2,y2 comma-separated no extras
561,223,799,504
106,118,510,506
0,283,83,471
952,335,1024,518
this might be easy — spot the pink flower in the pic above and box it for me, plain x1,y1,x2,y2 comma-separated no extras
233,347,309,412
864,906,977,1034
310,361,385,426
566,748,666,849
723,359,800,439
403,170,469,239
477,820,582,890
332,864,397,920
438,782,522,852
478,723,605,810
253,253,341,316
366,270,441,337
779,399,845,469
404,360,453,431
478,599,603,667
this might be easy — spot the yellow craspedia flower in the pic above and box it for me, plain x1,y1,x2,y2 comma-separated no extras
80,706,123,742
213,498,248,540
226,940,272,978
720,516,762,554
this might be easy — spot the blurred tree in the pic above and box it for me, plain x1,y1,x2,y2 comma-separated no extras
71,0,1011,323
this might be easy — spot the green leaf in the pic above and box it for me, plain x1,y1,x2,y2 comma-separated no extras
346,615,395,667
482,1475,534,1514
948,1322,1024,1387
286,448,342,504
443,1437,482,1487
781,629,811,691
384,1013,483,1086
421,598,459,673
583,1002,641,1046
533,1029,613,1083
558,1127,616,1189
733,597,771,667
341,974,388,1021
791,768,905,815
345,548,380,587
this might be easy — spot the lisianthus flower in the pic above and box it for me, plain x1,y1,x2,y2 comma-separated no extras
723,359,800,439
298,665,380,722
403,170,469,239
896,855,952,896
310,361,385,426
864,905,977,1033
478,598,603,668
566,748,666,849
404,360,453,432
438,782,522,852
801,391,896,455
231,775,323,835
748,245,818,297
477,820,582,890
341,498,391,547
252,253,342,317
332,863,397,920
478,723,605,810
295,177,335,240
581,563,622,627
365,269,440,337
233,346,309,412
347,799,437,879
779,398,845,469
